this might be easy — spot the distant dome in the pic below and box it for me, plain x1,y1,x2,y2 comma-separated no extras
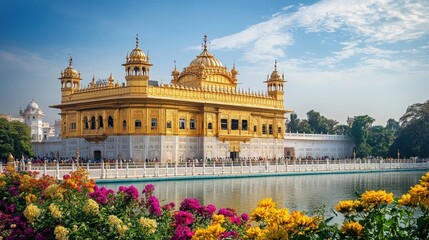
24,100,43,115
189,49,223,67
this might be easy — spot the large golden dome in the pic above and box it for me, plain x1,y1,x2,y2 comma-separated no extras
127,34,148,63
189,49,223,67
62,56,79,78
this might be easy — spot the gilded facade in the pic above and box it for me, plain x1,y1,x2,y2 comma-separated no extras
51,35,290,162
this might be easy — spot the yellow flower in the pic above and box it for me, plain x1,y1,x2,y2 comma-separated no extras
49,203,63,219
117,224,128,238
25,193,37,205
192,224,226,240
361,190,394,208
336,200,361,214
0,181,6,189
398,193,415,206
138,217,157,234
257,198,276,209
83,199,99,215
72,225,78,232
341,221,364,237
108,215,123,226
23,204,41,223
245,227,266,240
44,184,64,200
211,214,225,225
54,225,69,240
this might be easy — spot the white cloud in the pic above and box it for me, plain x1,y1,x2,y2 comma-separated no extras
210,0,429,62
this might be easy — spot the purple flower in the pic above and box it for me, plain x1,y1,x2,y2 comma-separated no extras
174,211,194,226
229,216,242,225
89,186,114,205
118,185,139,201
241,213,249,222
198,204,216,217
218,208,236,217
221,231,238,239
171,225,194,240
147,195,162,216
9,186,19,197
163,201,176,211
179,198,200,212
143,184,155,195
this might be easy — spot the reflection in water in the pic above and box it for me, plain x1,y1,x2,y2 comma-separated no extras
99,171,426,217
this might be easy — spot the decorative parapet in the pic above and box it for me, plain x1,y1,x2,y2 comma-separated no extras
284,132,352,141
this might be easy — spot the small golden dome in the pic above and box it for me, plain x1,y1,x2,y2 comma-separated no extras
7,153,14,163
270,60,282,80
62,56,80,78
128,34,147,63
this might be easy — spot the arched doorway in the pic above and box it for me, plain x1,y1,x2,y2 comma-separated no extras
94,150,101,162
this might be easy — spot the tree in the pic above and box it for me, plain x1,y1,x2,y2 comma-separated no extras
297,120,312,133
389,100,429,158
287,113,300,133
350,115,375,158
386,118,400,131
334,124,350,135
306,110,338,134
0,118,33,159
367,126,395,158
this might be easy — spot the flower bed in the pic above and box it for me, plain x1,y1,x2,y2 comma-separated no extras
0,165,428,239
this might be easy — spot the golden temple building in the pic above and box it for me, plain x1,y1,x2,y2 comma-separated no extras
51,35,290,162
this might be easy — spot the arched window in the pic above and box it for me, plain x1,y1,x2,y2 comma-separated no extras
83,117,89,129
90,116,96,130
127,67,131,76
123,120,127,131
98,116,104,128
108,116,114,128
135,120,141,128
142,67,146,76
134,67,139,76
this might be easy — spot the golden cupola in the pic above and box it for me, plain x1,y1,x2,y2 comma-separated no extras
59,56,82,100
123,34,153,87
265,60,286,100
174,35,238,89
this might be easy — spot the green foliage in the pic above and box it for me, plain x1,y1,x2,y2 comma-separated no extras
288,110,339,134
0,118,34,159
389,100,429,158
287,113,300,133
350,115,375,158
367,126,395,158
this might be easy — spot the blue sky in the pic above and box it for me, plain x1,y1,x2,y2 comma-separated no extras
1,0,428,126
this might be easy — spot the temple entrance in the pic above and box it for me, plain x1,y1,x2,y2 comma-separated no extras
230,151,239,160
94,150,101,162
284,147,295,159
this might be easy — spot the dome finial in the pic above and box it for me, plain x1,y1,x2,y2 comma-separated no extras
69,54,73,66
203,34,208,50
174,60,177,70
136,33,139,48
274,60,277,71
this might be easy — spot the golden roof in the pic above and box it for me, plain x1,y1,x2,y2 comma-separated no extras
189,35,223,68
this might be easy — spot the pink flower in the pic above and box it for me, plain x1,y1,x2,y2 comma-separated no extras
143,184,155,195
118,185,139,201
174,211,194,226
179,198,200,212
163,202,176,211
147,195,162,216
89,186,114,205
218,208,236,217
198,204,216,217
171,225,194,240
241,213,249,222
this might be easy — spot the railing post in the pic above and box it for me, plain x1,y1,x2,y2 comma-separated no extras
166,162,169,176
240,159,243,174
230,160,233,174
126,161,129,178
27,161,32,172
56,161,60,179
249,159,252,173
86,161,90,173
185,161,188,176
285,159,287,172
143,161,147,177
100,161,104,179
115,159,119,179
275,159,278,173
72,160,75,172
175,162,178,176
43,161,47,175
192,160,195,176
222,160,225,174
213,161,216,175
203,159,206,175
155,162,159,177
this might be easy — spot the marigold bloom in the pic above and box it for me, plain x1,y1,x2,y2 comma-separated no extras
44,184,64,200
139,217,157,234
361,190,394,208
83,199,100,215
24,204,41,223
341,221,364,237
54,225,69,240
49,203,63,219
25,193,37,205
245,227,265,239
257,198,276,209
398,193,415,206
108,215,123,226
336,200,361,214
72,225,78,232
192,223,226,240
212,214,225,225
117,224,128,237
